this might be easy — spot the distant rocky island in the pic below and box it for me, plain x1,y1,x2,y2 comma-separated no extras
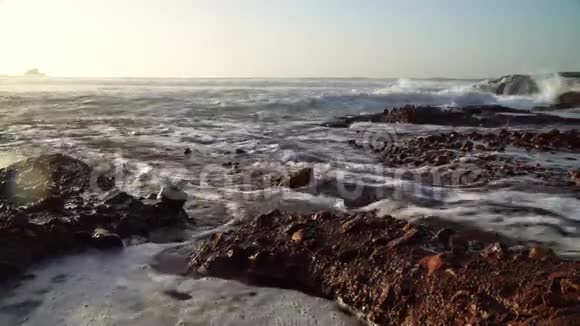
24,68,46,77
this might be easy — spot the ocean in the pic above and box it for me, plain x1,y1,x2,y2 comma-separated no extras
1,76,579,325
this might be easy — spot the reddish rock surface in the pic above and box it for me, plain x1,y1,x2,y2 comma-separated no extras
350,129,580,187
189,211,580,325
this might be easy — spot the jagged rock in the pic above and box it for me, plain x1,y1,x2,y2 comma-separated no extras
349,128,580,187
91,228,123,249
189,211,580,325
276,167,314,189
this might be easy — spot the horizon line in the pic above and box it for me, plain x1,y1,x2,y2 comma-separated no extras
0,74,506,81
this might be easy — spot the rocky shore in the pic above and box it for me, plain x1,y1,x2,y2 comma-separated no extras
188,101,580,325
349,128,580,188
0,154,193,280
323,104,580,128
2,94,580,323
188,210,580,325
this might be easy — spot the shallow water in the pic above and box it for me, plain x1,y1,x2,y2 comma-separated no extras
1,76,579,324
0,243,359,326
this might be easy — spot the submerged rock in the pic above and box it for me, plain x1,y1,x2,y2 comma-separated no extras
275,167,314,189
188,210,580,325
321,113,385,128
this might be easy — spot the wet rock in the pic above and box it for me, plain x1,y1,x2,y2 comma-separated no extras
0,155,191,281
460,141,473,151
0,261,24,280
25,196,65,213
351,128,580,188
0,154,91,205
528,246,555,261
255,208,281,227
189,210,580,325
326,105,580,128
321,112,385,128
569,170,580,186
481,242,505,260
481,74,540,95
163,289,192,301
96,175,115,191
157,186,188,209
311,210,331,221
556,91,580,110
276,167,313,189
146,193,158,200
91,228,123,249
104,192,142,208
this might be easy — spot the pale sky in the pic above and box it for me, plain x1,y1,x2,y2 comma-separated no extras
0,0,579,78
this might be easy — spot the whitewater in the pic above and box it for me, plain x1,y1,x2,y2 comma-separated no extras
1,76,579,325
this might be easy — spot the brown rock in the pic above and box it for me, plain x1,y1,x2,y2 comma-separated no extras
311,210,331,221
528,246,555,261
277,167,314,189
291,229,305,244
188,210,580,326
481,242,505,260
419,254,446,275
560,278,580,293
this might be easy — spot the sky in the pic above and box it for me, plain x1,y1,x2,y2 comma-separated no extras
0,0,579,78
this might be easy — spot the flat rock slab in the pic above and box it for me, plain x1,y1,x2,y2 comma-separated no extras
323,105,580,128
189,211,580,325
